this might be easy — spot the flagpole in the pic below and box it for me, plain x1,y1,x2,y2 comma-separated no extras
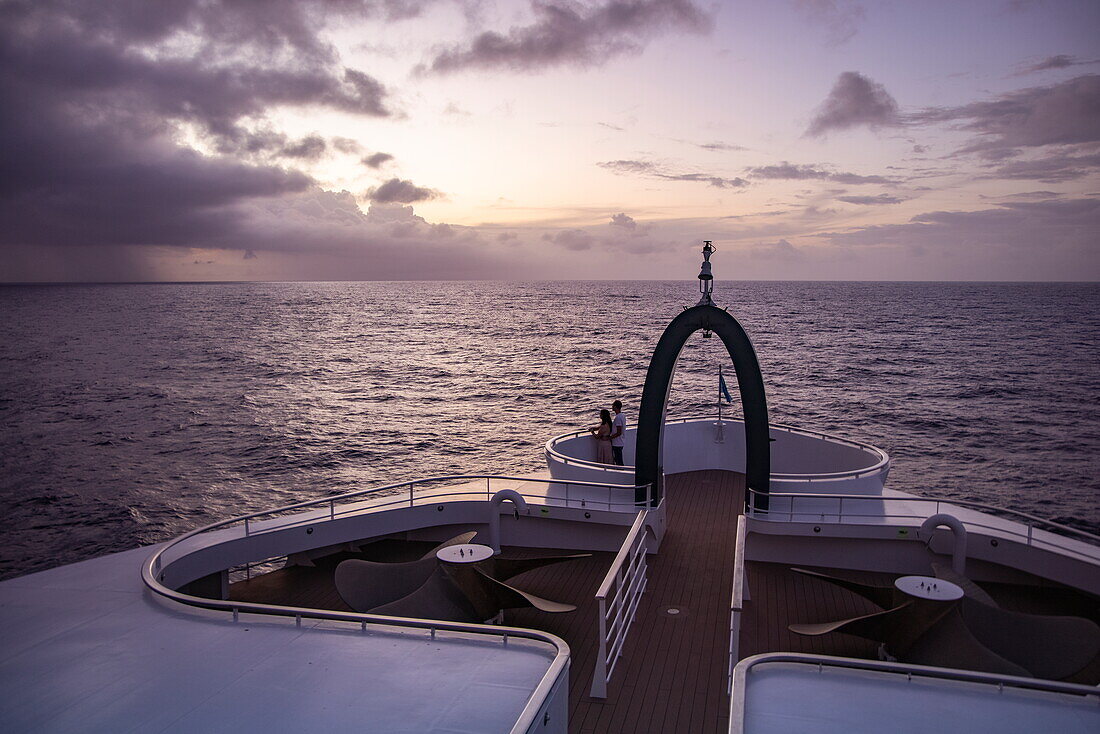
717,363,723,425
715,364,725,444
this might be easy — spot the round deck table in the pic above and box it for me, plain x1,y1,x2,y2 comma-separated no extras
894,575,963,601
436,543,494,564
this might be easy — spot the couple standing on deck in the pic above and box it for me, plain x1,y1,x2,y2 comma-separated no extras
588,400,626,466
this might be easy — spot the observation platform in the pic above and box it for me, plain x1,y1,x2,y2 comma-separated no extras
545,416,891,496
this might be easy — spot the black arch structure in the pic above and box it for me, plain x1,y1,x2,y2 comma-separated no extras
634,304,770,512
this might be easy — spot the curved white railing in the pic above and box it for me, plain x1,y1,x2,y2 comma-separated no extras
171,474,653,546
143,561,567,734
729,653,1100,734
546,415,890,482
143,473,651,734
747,488,1100,561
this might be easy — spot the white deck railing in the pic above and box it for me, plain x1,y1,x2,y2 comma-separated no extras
591,509,650,698
545,415,890,480
167,473,651,547
727,514,749,694
729,653,1100,734
747,488,1100,562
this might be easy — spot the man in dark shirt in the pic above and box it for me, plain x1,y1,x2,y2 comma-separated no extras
610,400,626,466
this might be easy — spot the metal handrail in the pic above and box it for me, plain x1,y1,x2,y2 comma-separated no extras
149,474,653,554
729,653,1100,734
747,487,1100,548
727,514,748,694
226,473,652,531
591,509,649,698
545,415,890,479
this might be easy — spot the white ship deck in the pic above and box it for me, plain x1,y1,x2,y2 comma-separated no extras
0,546,558,733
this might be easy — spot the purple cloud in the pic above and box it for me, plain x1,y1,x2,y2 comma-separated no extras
985,152,1100,182
746,238,806,260
599,160,748,189
837,194,904,205
820,199,1100,261
0,0,402,260
363,152,395,168
794,0,866,45
545,229,594,251
1016,55,1098,76
368,178,440,204
910,75,1100,157
610,212,637,229
806,72,901,137
281,135,328,160
746,162,897,185
422,0,712,74
332,137,364,154
695,141,747,151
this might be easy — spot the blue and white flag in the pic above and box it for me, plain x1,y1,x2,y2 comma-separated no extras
718,368,733,403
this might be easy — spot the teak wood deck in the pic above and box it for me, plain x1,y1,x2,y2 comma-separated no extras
229,469,1100,733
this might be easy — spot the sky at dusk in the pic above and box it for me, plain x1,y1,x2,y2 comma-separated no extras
1,0,1098,282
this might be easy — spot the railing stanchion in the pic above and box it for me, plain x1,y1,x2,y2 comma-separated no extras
592,597,609,698
486,476,491,501
244,517,250,536
728,515,748,693
329,499,335,520
409,482,415,507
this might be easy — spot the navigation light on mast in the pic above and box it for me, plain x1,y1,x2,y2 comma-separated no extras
698,240,716,307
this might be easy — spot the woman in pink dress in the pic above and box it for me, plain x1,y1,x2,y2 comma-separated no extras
588,409,615,464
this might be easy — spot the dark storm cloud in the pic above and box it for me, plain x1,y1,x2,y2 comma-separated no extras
368,178,440,203
422,0,712,74
794,0,866,46
746,162,897,185
806,72,900,136
0,0,399,256
837,194,904,205
909,75,1100,158
363,152,396,168
599,160,748,189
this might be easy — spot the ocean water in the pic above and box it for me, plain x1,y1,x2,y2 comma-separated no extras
1,280,1097,580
